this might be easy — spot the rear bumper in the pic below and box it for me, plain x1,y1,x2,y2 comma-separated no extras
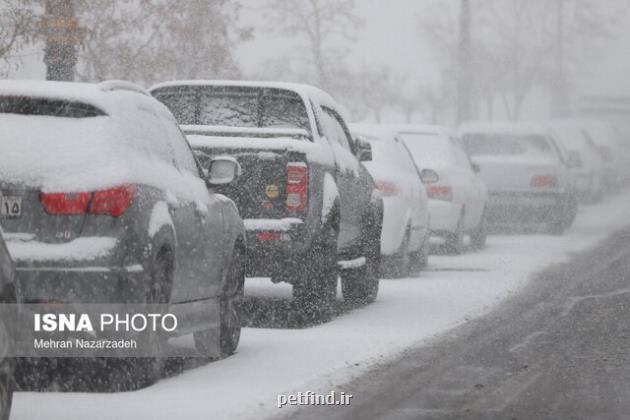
486,190,563,224
243,218,312,280
6,237,147,303
428,200,460,235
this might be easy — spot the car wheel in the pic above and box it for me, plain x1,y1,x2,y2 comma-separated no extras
445,212,465,255
382,230,410,278
409,236,429,274
115,248,172,390
562,194,578,229
293,225,338,322
0,312,13,420
548,206,566,235
470,212,488,250
341,219,381,305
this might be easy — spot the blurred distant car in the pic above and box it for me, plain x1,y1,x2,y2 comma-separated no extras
582,121,622,194
0,231,14,420
397,125,487,254
0,80,246,386
350,124,430,277
150,81,384,313
548,120,605,203
460,122,578,235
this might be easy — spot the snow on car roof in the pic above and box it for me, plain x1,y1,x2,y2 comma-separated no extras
458,121,550,137
149,79,341,115
0,79,172,121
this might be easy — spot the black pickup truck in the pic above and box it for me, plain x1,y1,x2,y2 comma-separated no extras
150,81,383,319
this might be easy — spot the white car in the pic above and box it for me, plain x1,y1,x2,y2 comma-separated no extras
459,122,578,235
548,120,605,203
582,120,624,194
351,124,430,276
396,125,488,254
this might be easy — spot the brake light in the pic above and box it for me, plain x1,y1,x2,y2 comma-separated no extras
257,231,282,241
286,163,308,213
90,185,136,217
531,175,558,188
40,192,91,215
40,185,136,217
427,185,453,201
375,181,400,197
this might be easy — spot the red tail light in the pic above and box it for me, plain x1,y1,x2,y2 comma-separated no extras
90,185,136,217
375,181,400,197
427,185,453,201
257,231,282,241
531,175,558,188
40,192,91,215
286,163,308,213
40,185,135,217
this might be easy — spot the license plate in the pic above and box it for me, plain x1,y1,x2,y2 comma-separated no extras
0,195,22,217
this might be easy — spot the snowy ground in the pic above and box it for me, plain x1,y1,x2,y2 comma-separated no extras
12,190,630,420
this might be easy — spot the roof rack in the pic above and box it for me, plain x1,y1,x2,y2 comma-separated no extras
98,80,150,96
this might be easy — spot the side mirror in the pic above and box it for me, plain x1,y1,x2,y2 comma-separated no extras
471,162,481,174
207,156,242,186
420,168,439,184
567,151,583,169
355,137,373,162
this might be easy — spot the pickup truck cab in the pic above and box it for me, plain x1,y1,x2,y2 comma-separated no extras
150,81,383,319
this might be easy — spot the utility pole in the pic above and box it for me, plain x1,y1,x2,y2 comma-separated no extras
42,0,82,81
457,0,473,123
551,0,569,117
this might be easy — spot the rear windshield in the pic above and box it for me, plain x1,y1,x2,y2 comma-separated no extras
400,132,453,166
152,86,311,133
0,96,106,118
462,133,554,157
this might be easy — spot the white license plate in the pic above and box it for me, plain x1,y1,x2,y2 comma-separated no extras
0,195,22,217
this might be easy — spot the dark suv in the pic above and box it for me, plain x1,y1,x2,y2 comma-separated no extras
0,80,246,383
151,81,383,319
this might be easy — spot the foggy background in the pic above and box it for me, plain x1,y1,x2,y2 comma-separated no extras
3,0,630,124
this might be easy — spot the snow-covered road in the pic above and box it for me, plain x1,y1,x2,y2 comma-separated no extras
12,191,630,420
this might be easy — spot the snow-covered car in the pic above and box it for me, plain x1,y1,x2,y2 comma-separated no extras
0,231,15,420
460,122,578,234
150,81,383,316
396,125,488,254
548,120,605,203
350,124,430,277
582,120,624,194
0,80,246,384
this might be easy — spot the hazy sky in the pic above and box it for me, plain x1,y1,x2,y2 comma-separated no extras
12,0,630,101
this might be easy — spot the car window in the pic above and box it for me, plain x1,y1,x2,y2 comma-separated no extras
321,107,354,153
0,96,107,118
164,119,201,175
400,132,455,167
462,133,556,158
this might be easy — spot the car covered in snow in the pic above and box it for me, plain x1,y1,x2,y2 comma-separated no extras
396,125,487,254
460,122,578,234
350,124,430,277
548,120,606,203
582,120,625,194
150,81,383,318
0,231,15,419
0,80,246,383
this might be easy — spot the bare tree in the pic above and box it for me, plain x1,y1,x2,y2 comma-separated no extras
266,0,362,91
0,0,33,75
74,0,251,85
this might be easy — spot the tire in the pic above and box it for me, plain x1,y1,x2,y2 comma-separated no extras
382,230,410,278
562,194,578,230
118,248,172,389
293,224,338,322
0,313,12,420
193,246,244,358
445,213,465,255
470,212,488,251
341,216,381,305
548,206,566,236
409,236,429,274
